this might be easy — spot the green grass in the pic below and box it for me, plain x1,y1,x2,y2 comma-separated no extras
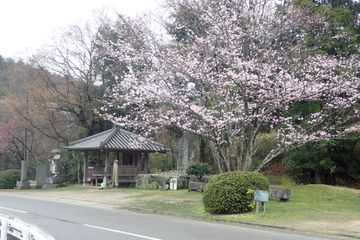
222,184,360,222
266,175,297,186
127,184,360,237
13,180,359,237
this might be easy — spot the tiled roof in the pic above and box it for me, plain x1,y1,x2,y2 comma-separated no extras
65,126,168,153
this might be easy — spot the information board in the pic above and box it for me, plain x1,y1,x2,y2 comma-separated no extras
254,190,269,202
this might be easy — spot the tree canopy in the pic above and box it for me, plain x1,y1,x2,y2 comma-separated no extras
99,0,360,171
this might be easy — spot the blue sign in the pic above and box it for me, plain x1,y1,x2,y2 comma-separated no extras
254,190,269,202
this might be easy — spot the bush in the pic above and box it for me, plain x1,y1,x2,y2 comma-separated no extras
203,171,269,214
0,169,20,189
186,162,211,180
284,138,360,187
59,151,82,183
149,152,175,172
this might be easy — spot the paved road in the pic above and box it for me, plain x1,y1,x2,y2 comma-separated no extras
0,194,343,240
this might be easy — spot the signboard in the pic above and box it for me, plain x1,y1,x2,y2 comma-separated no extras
254,190,269,203
254,190,269,214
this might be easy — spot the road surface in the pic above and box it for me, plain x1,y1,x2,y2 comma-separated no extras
0,194,343,240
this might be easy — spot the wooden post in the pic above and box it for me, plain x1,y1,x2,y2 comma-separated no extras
83,151,88,187
104,151,108,175
144,153,149,173
263,202,267,214
117,151,123,178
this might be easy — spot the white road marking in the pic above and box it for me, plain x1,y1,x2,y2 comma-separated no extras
84,224,163,240
0,206,28,214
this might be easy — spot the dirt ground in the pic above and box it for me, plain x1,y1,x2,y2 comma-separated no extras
294,220,360,237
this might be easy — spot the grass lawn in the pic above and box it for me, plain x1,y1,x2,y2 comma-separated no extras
124,184,360,238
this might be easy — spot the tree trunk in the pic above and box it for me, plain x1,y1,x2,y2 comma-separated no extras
314,152,321,184
209,141,222,173
314,168,321,184
200,138,205,163
175,132,200,170
236,140,245,170
77,158,81,184
244,130,256,170
256,147,284,171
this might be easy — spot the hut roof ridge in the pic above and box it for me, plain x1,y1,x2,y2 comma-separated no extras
68,128,114,146
100,127,119,147
66,126,168,153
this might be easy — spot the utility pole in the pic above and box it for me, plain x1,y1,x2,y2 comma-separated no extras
17,92,30,189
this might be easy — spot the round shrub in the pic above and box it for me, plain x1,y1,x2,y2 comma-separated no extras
203,171,269,214
186,162,211,180
0,169,20,189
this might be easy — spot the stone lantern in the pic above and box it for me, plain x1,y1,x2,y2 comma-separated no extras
50,148,61,174
42,149,62,189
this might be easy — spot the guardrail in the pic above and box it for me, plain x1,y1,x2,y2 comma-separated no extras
0,213,55,240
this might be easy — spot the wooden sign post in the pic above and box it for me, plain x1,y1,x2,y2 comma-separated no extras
254,190,269,214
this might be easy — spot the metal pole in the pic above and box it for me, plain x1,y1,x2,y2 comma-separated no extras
0,219,8,240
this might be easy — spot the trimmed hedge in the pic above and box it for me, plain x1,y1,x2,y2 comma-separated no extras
0,169,20,189
186,162,211,180
203,171,269,214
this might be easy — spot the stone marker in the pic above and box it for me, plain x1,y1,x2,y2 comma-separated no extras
270,188,291,201
188,181,206,192
35,163,50,189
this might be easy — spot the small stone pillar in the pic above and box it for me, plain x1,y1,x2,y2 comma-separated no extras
170,178,178,190
35,163,50,189
112,160,119,188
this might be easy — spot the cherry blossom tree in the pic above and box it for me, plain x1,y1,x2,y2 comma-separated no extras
99,0,360,171
0,117,17,154
0,115,32,163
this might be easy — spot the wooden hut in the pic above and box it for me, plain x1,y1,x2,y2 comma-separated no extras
66,126,168,186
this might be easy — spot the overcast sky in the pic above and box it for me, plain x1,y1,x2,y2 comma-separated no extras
0,0,163,59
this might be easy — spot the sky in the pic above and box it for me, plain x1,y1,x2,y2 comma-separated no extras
0,0,163,59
